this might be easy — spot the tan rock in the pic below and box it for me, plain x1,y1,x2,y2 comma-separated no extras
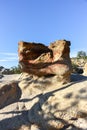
18,73,87,130
83,63,87,75
0,81,21,109
0,74,87,129
18,40,72,83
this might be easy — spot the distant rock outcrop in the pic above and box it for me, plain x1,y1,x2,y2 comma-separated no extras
83,63,87,76
71,58,86,68
0,66,11,75
71,58,87,74
18,40,72,83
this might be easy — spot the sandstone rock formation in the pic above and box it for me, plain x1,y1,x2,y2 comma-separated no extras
0,74,87,130
71,58,86,68
0,40,87,130
71,58,87,74
0,81,21,109
83,63,87,76
18,40,72,83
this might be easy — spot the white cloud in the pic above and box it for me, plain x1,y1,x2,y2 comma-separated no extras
0,58,18,62
4,57,18,60
0,52,18,62
0,52,17,56
0,59,9,62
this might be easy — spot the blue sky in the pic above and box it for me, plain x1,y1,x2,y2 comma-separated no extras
0,0,87,68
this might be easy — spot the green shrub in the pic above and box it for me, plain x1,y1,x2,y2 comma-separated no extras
10,65,21,74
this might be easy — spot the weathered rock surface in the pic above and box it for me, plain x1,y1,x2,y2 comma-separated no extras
71,58,87,68
0,73,87,130
18,40,72,83
83,63,87,76
0,81,21,109
0,40,87,130
71,58,87,74
19,73,87,130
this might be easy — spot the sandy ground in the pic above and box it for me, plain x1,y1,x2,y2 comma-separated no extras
0,73,87,83
0,74,21,85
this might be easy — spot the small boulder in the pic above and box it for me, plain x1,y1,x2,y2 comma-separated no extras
0,81,21,109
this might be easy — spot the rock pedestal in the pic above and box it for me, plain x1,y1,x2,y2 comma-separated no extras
0,40,87,130
18,40,72,83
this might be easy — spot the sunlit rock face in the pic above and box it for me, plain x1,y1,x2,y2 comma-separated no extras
18,40,72,83
84,63,87,76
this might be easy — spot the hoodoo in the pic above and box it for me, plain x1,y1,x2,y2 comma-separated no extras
18,40,72,83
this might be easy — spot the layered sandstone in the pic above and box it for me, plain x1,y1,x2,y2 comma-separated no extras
18,40,72,83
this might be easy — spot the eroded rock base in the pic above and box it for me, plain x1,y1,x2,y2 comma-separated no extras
0,73,87,130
